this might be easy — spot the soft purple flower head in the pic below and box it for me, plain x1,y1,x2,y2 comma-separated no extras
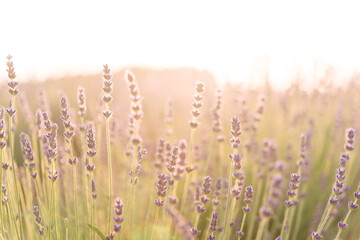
311,232,323,239
338,221,348,229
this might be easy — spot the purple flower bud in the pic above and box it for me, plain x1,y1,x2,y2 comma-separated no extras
333,187,343,196
329,197,339,205
335,180,344,189
339,158,347,167
113,224,121,232
338,221,348,229
236,231,244,237
354,191,360,200
311,232,323,239
287,190,296,197
285,200,295,208
242,206,251,213
348,201,359,210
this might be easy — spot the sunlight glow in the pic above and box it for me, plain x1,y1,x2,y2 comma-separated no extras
1,0,360,89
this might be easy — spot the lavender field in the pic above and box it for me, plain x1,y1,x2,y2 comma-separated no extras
0,55,360,240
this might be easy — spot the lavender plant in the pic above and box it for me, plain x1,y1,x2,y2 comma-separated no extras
0,54,360,240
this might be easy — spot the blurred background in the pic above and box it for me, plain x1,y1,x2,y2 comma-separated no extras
2,1,360,239
1,0,360,90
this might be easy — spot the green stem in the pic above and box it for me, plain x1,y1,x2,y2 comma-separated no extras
219,141,225,179
52,160,58,239
68,142,78,240
315,205,333,238
194,213,200,232
334,198,358,240
226,198,237,239
292,184,307,239
5,168,20,240
247,177,264,240
0,144,3,233
238,212,247,240
180,128,196,212
222,149,237,239
255,217,268,240
48,176,53,240
150,207,160,240
90,174,94,240
280,207,290,239
8,117,23,240
105,118,112,234
120,182,134,240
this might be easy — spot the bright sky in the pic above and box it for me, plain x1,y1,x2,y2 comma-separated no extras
1,0,360,89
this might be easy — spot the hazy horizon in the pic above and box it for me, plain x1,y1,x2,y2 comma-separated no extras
1,0,360,89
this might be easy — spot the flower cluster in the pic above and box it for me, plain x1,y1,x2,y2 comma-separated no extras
230,116,241,150
189,82,205,129
6,55,18,117
86,126,96,171
165,98,174,136
125,70,143,122
284,173,301,208
77,87,87,131
242,186,255,213
330,129,355,206
154,139,165,169
211,89,223,139
0,114,6,150
113,198,124,233
209,211,219,240
102,64,113,119
177,140,188,178
132,146,147,184
155,174,167,207
1,185,8,205
337,185,360,231
213,178,221,206
20,132,37,178
33,206,44,235
312,128,356,239
43,112,59,181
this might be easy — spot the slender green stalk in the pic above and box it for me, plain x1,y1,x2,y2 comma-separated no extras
5,167,20,240
292,184,307,239
68,143,78,240
5,204,12,238
0,145,3,233
72,165,78,239
238,212,248,240
52,156,58,239
247,177,264,240
180,128,196,212
284,168,302,240
334,198,358,240
80,117,89,239
144,180,156,238
105,117,112,234
316,204,333,238
91,195,95,240
219,141,225,179
255,217,268,240
8,103,23,240
194,213,200,234
120,182,134,240
48,175,53,240
204,132,215,175
150,207,160,240
280,207,290,239
90,173,94,240
222,149,237,239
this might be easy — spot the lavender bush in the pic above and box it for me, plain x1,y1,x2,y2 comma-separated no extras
0,55,360,239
